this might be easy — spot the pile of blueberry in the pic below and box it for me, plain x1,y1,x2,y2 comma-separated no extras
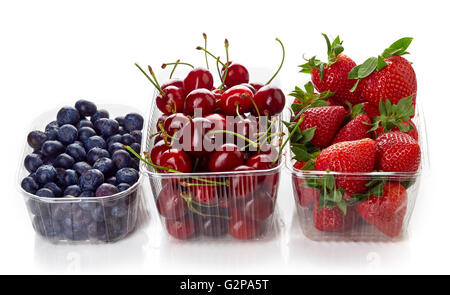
20,99,144,242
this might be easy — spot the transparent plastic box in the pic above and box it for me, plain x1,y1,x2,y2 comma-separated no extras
142,93,283,241
286,105,428,242
17,104,144,243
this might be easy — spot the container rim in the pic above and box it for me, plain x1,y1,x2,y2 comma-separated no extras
17,103,145,203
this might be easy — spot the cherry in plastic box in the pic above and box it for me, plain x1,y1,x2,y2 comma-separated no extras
18,105,144,243
287,106,428,242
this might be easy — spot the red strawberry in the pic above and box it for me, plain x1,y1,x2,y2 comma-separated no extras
316,138,376,193
332,114,371,144
300,34,362,105
350,37,417,108
375,131,420,172
361,102,380,119
356,182,407,238
297,106,346,148
292,161,320,207
314,198,359,231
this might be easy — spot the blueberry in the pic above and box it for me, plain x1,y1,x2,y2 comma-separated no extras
91,109,109,124
42,156,56,166
78,127,97,144
75,99,97,117
44,182,63,197
45,129,59,140
111,150,131,169
118,126,126,135
54,153,75,169
60,169,78,187
66,143,86,162
57,124,78,145
106,176,117,185
129,143,141,154
27,131,48,150
93,157,115,175
108,142,125,155
33,216,62,238
55,167,66,185
116,168,139,185
29,172,38,181
91,206,105,222
41,140,65,157
77,119,94,129
86,147,110,165
73,207,93,226
107,134,122,147
28,199,51,217
94,118,119,138
121,133,135,145
80,169,104,191
73,161,92,175
24,153,43,173
95,183,119,197
51,197,73,221
74,140,84,146
36,188,55,198
85,135,106,151
123,113,144,132
110,203,127,218
57,106,81,126
115,116,125,126
130,158,140,170
35,165,57,184
117,183,130,192
45,121,59,131
64,185,81,197
130,130,142,144
79,190,95,198
21,176,40,194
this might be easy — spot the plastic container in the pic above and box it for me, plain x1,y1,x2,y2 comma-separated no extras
17,104,144,243
287,105,428,242
142,92,283,241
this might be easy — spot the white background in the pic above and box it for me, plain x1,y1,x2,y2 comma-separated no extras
0,0,448,274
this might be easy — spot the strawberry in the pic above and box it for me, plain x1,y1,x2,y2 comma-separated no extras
375,119,418,141
292,161,320,207
361,102,379,119
375,131,420,173
349,37,417,108
297,106,346,148
300,34,362,105
316,138,376,194
332,113,371,144
314,197,359,231
356,182,407,238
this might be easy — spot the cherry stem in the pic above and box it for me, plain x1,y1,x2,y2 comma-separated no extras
203,33,209,69
135,63,165,96
216,56,224,86
272,115,303,164
169,59,180,79
266,38,285,85
236,104,245,121
208,130,258,147
247,94,261,118
182,194,231,220
219,39,230,90
148,65,164,95
162,61,194,69
196,46,225,67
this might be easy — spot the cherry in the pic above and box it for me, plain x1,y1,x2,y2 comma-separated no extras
218,85,253,116
183,67,214,95
163,113,190,136
243,191,274,221
240,83,256,94
208,143,244,172
150,140,170,166
156,186,188,220
178,117,213,157
153,134,164,145
227,116,259,148
161,78,184,91
228,208,260,240
228,165,258,200
250,82,264,92
199,215,229,237
159,148,192,173
191,184,226,205
155,86,185,114
221,62,249,88
253,85,285,116
156,114,168,132
246,153,278,184
166,216,196,239
258,143,278,159
184,88,216,116
204,113,226,131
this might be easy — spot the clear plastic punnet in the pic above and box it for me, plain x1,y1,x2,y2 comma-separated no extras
17,104,144,243
286,104,428,242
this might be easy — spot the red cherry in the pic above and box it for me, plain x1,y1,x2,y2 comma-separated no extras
156,186,188,220
218,85,253,116
150,140,170,166
228,165,258,200
159,148,192,173
184,88,216,116
153,134,164,145
250,82,264,92
228,209,260,239
243,191,274,221
258,143,278,159
204,113,226,131
166,217,196,239
239,83,257,94
183,67,214,95
208,143,244,172
178,117,214,157
156,115,168,132
161,78,184,91
221,62,249,88
163,113,190,136
191,184,226,205
155,86,185,114
226,116,259,147
253,85,285,116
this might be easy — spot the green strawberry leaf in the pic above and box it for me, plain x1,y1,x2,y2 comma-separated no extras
357,57,378,79
381,37,413,59
337,200,347,215
292,146,312,162
377,55,387,71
